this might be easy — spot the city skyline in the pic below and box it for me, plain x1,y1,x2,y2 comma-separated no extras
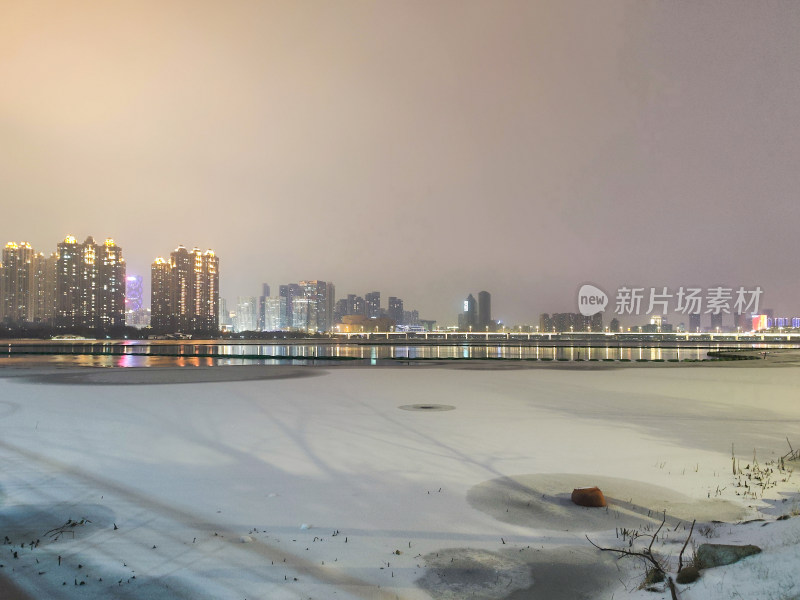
0,233,792,334
3,2,800,323
1,233,794,331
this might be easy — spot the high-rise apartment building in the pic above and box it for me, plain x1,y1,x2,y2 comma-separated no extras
365,291,380,318
150,246,219,333
333,298,348,323
99,239,126,329
388,296,403,325
151,258,172,331
1,242,35,323
348,294,365,316
55,236,83,329
1,245,55,325
32,252,57,324
55,235,126,330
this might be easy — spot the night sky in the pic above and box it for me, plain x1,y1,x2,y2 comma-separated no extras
2,1,799,324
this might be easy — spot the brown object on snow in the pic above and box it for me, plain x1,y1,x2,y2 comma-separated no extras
571,486,607,507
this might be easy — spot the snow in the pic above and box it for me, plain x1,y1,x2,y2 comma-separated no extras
0,364,798,599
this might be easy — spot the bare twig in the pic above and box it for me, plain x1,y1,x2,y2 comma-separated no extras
44,518,91,541
648,511,666,556
783,437,799,461
586,511,667,574
677,519,696,572
668,576,679,600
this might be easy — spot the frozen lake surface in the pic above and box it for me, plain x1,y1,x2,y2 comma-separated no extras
0,364,798,599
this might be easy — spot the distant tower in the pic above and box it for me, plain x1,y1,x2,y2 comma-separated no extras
477,291,491,330
262,297,281,331
365,291,380,319
460,294,477,330
279,283,302,329
258,283,270,331
299,280,334,332
235,297,258,332
388,297,404,325
347,294,365,316
689,313,701,333
709,312,723,332
126,275,144,312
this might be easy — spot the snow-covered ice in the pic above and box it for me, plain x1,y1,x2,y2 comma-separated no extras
0,363,798,599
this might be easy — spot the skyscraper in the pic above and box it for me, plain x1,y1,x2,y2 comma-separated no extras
348,294,365,316
99,238,126,329
689,313,701,333
477,291,491,331
32,252,57,324
326,282,335,331
262,296,281,331
55,235,83,329
257,283,270,331
1,242,34,323
150,245,218,334
126,275,144,312
388,296,403,325
235,297,258,332
125,274,149,328
299,280,335,332
460,294,477,330
55,235,126,330
151,258,172,331
333,298,348,323
279,283,302,329
365,291,380,319
218,298,233,331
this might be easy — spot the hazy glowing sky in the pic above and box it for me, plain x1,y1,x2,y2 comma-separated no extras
2,1,799,324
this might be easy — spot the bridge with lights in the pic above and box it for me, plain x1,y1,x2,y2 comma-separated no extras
330,330,800,344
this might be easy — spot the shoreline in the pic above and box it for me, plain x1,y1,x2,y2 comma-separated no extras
0,348,797,382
